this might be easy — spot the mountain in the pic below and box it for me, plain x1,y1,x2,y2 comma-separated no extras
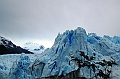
0,27,120,79
23,42,45,53
0,36,33,55
26,27,120,79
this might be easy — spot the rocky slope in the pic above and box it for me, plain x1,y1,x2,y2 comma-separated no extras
0,36,33,55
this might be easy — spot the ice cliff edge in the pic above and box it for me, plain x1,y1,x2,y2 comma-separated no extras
27,27,120,79
2,27,120,79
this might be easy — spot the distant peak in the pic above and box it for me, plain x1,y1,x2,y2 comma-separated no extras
23,42,45,53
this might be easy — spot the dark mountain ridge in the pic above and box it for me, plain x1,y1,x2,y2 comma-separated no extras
0,36,33,55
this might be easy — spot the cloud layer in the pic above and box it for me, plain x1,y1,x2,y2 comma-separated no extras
0,0,120,47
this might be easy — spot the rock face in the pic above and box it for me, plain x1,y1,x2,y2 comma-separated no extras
0,45,11,55
0,36,33,55
27,27,120,79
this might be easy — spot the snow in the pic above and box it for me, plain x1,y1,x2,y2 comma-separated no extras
23,42,45,53
0,36,10,45
0,27,120,79
0,36,15,48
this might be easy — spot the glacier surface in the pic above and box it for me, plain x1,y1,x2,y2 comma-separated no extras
0,27,120,79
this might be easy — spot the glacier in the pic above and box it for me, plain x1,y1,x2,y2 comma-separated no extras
0,27,120,79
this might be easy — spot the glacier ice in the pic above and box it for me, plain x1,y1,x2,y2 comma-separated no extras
0,27,120,79
8,54,31,79
28,27,120,78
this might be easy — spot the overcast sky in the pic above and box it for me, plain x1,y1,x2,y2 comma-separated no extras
0,0,120,47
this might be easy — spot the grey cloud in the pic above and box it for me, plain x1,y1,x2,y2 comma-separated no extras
0,0,120,46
